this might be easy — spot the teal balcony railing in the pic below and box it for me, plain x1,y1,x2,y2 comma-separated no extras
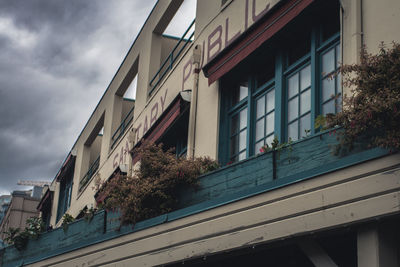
0,130,390,267
79,156,100,192
148,19,195,95
111,106,134,149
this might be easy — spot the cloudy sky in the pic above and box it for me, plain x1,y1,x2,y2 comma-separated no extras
0,0,196,195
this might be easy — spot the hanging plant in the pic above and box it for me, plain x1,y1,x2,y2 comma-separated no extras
325,42,400,153
96,142,219,226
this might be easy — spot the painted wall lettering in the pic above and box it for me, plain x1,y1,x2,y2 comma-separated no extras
180,0,275,89
207,25,223,62
225,17,241,47
252,0,270,22
135,88,168,143
150,103,158,126
113,140,130,169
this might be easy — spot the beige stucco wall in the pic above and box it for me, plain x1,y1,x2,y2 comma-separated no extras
46,0,400,240
0,195,40,241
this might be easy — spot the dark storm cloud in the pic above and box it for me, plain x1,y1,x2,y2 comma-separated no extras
0,0,157,194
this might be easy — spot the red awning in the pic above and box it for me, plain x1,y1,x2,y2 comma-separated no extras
37,188,53,211
55,154,76,182
203,0,314,85
131,93,190,163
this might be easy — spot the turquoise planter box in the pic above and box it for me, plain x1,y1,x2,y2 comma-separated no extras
0,131,389,266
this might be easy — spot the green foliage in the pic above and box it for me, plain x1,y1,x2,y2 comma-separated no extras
25,217,45,239
326,42,400,152
259,136,293,153
83,207,97,223
62,213,75,232
3,217,45,250
259,136,294,162
96,142,219,226
314,114,328,131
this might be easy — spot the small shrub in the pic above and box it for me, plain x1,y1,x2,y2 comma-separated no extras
96,142,219,226
62,213,75,232
3,217,45,250
327,42,400,152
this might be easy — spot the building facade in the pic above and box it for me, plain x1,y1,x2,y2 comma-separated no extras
0,195,11,225
0,191,40,242
1,0,400,266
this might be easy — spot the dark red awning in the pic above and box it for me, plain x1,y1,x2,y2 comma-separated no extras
37,188,53,211
203,0,314,85
131,92,189,163
55,154,76,182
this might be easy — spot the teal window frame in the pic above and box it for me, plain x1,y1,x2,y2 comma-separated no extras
219,10,340,165
56,175,73,223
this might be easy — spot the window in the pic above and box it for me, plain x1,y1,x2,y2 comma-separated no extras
287,64,311,141
219,0,340,165
56,168,73,222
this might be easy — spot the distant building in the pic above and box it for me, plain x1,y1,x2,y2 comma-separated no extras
0,195,11,224
0,190,41,242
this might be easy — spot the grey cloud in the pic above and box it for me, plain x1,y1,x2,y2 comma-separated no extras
0,1,157,194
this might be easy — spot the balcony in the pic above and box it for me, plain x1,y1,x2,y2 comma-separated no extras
0,130,391,266
78,156,100,192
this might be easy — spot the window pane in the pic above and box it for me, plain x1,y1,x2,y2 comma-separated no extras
336,73,341,92
256,96,265,119
322,77,335,102
266,89,275,113
266,112,274,135
231,82,248,106
336,44,340,68
266,135,274,146
238,151,246,161
337,94,342,112
288,121,298,141
239,130,247,151
230,114,238,135
255,141,264,154
322,100,335,115
322,48,335,75
300,113,311,138
300,89,311,115
300,65,311,90
256,119,264,141
288,73,299,98
288,97,299,121
240,108,247,130
230,134,238,155
240,85,248,101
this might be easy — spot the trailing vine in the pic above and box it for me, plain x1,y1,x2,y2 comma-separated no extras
96,142,219,226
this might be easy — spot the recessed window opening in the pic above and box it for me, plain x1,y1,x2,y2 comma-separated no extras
123,73,137,101
163,0,196,38
80,115,104,192
149,0,196,95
